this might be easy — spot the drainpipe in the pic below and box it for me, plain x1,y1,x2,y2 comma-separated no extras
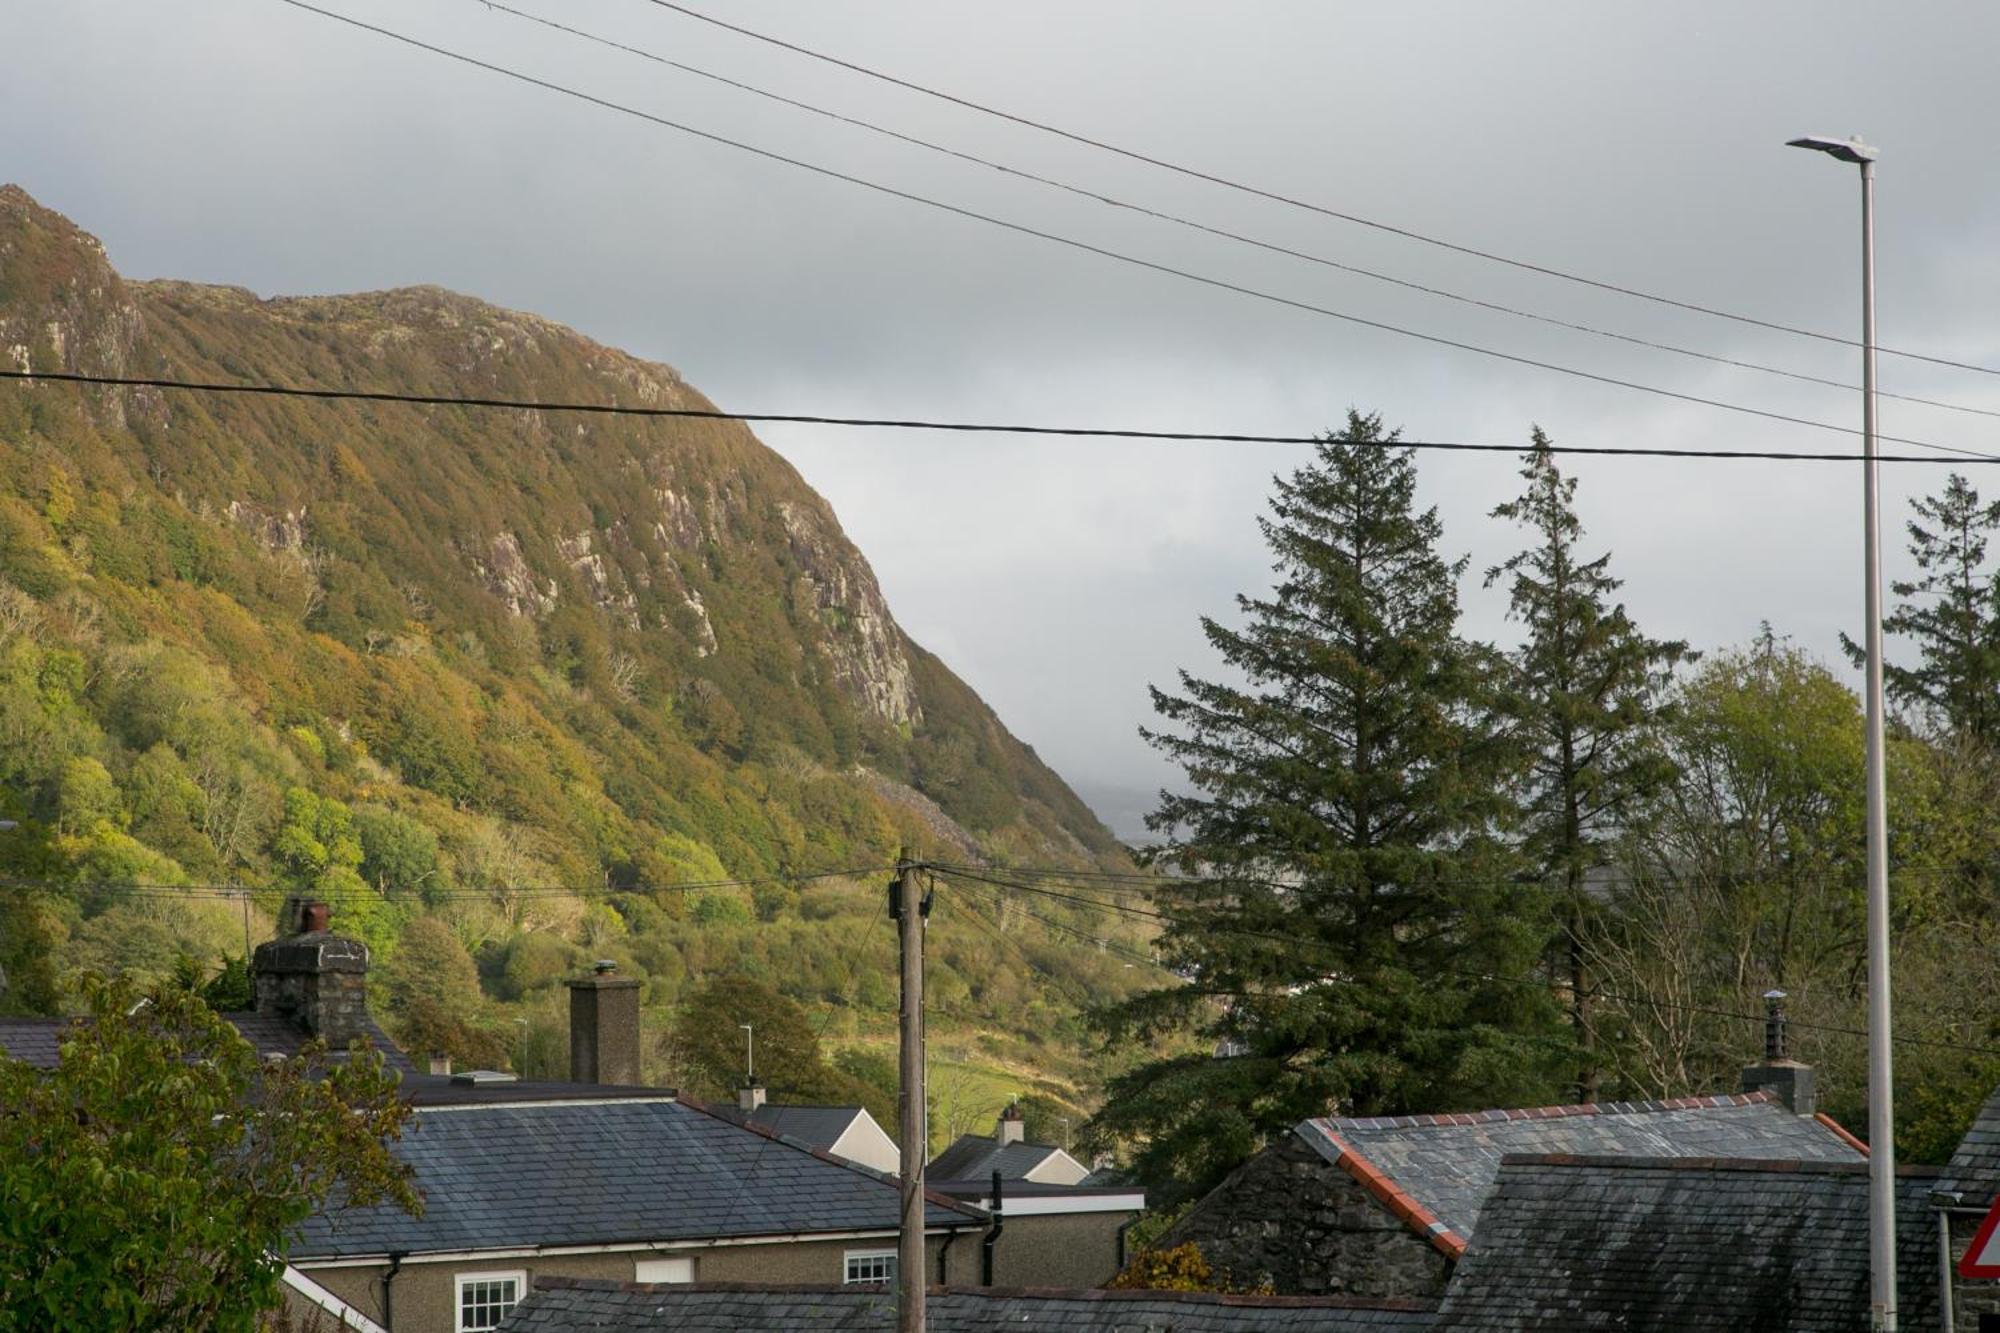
937,1226,959,1286
981,1169,1004,1286
1115,1215,1137,1274
380,1252,406,1331
1934,1193,1963,1333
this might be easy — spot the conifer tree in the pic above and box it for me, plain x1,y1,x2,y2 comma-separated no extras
1485,432,1688,1099
1859,473,2000,740
1090,413,1564,1200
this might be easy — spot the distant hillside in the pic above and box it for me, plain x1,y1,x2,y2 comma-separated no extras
0,186,1153,1126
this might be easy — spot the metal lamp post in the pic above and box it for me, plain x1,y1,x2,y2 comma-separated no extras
1788,132,1892,1331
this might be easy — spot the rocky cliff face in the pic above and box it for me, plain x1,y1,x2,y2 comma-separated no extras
0,184,1119,869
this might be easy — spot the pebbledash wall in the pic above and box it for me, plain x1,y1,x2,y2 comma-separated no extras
1162,1133,1452,1299
302,1232,983,1332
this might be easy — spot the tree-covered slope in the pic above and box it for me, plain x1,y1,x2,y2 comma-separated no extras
0,185,1149,1113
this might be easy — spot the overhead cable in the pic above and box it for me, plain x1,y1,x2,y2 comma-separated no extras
264,2,1993,460
934,866,2000,1060
10,367,2000,465
477,0,2000,423
640,0,2000,379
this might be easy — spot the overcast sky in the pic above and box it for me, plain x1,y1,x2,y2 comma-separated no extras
11,2,2000,837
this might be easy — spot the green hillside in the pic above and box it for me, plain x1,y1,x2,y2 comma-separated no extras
0,185,1155,1122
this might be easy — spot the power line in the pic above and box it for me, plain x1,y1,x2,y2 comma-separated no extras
640,0,2000,380
11,367,2000,465
0,866,894,902
470,0,2000,426
265,2,1990,460
935,865,2000,1060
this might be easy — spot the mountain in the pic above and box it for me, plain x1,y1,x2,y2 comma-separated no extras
0,186,1150,1124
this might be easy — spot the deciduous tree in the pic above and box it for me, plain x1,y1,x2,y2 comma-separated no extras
0,978,418,1332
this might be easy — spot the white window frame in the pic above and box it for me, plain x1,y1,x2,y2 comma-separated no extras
843,1249,898,1285
634,1256,697,1283
455,1269,528,1332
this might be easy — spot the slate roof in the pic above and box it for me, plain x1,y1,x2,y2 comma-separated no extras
928,1135,1075,1183
1938,1078,2000,1204
0,1011,416,1076
1298,1092,1866,1255
292,1097,983,1260
708,1103,871,1148
498,1278,1438,1332
1432,1155,1942,1332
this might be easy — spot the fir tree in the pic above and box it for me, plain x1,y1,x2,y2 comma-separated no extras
1854,473,2000,740
1090,412,1565,1201
1485,432,1689,1099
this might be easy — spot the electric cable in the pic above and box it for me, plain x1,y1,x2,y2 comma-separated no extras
933,865,2000,1060
9,367,1999,464
475,0,2000,424
262,1,1996,460
639,0,2000,379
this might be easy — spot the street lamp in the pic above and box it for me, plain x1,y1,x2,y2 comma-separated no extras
1789,132,1893,1332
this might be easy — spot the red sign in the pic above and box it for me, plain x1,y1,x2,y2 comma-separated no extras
1960,1197,2000,1279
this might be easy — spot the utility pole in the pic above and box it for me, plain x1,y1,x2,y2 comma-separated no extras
891,849,928,1333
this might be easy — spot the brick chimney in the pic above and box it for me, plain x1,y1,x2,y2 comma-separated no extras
567,960,641,1086
996,1101,1025,1146
251,896,372,1046
1740,989,1816,1114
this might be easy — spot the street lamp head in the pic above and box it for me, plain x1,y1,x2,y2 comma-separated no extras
1786,134,1878,165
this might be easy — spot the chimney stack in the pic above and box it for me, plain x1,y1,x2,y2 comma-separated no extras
429,1053,453,1077
251,897,371,1046
1740,989,1816,1114
996,1102,1025,1146
738,1081,767,1113
567,960,641,1086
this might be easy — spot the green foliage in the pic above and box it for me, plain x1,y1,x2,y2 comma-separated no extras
1486,434,1690,1095
0,977,418,1332
200,954,254,1011
1097,414,1567,1203
1850,472,2000,740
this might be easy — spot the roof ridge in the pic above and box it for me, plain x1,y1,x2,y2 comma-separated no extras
1314,1090,1776,1132
679,1098,986,1221
1497,1152,1943,1176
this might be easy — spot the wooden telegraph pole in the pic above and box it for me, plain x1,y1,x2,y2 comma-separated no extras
892,850,928,1333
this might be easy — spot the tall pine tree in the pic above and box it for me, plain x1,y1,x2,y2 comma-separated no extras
1859,473,2000,741
1090,413,1565,1201
1485,432,1688,1099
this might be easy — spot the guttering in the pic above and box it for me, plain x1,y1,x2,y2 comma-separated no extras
958,1192,1146,1217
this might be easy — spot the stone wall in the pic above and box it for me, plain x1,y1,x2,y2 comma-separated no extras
1160,1133,1452,1299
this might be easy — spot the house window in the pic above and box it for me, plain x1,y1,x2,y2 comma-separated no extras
844,1250,897,1285
456,1271,526,1331
635,1256,696,1283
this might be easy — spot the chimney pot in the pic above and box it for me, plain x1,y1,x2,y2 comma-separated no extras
594,959,617,975
302,901,331,935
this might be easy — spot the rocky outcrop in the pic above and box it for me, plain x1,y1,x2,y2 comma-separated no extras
777,499,920,728
556,529,639,629
476,532,558,619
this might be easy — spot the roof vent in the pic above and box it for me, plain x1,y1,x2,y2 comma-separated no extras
450,1070,520,1086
